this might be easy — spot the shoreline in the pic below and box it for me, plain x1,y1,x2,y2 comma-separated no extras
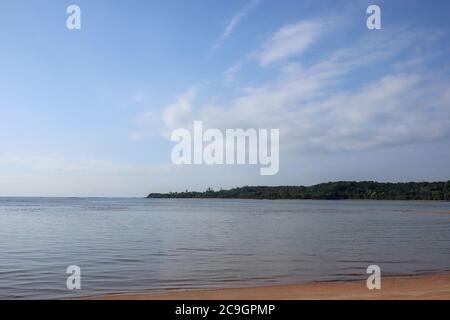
146,197,450,202
84,272,450,300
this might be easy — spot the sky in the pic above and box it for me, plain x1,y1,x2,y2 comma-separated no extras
1,0,450,197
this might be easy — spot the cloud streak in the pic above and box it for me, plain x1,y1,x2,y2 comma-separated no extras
211,0,261,51
161,20,450,156
257,19,323,66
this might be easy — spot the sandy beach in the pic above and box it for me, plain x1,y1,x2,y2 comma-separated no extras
87,273,450,300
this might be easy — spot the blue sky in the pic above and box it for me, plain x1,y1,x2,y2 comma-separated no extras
1,0,450,196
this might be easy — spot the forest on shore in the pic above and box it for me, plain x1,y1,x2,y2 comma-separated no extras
147,181,450,201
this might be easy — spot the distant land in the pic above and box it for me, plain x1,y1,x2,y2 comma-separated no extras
147,181,450,201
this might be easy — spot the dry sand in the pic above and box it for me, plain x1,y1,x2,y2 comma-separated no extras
86,272,450,300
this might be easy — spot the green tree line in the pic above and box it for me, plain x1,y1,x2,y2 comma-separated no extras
147,181,450,200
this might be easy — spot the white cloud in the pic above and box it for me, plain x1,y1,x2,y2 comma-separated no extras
211,0,261,51
0,153,140,174
224,61,243,83
0,153,182,196
131,93,144,103
160,24,450,154
257,20,323,66
161,87,197,134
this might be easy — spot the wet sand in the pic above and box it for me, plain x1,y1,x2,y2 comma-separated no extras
86,273,450,300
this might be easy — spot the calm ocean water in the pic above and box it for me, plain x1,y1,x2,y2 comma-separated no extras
0,197,449,299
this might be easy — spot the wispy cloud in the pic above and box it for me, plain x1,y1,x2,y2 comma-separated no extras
161,21,450,154
131,93,145,104
257,19,323,66
162,87,197,134
224,61,243,83
0,153,142,174
211,0,261,51
0,153,182,196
